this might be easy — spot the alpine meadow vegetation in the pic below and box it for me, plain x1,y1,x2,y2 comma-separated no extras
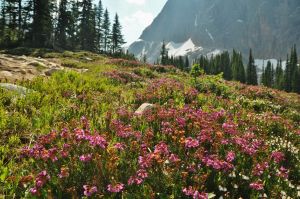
0,51,299,198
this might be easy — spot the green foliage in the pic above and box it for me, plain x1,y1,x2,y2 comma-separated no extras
190,63,204,77
0,51,299,198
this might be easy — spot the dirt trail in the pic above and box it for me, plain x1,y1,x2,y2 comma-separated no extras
0,53,62,81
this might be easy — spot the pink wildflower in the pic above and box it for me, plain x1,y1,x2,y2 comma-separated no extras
107,183,125,193
271,151,285,163
249,181,264,190
277,166,289,179
185,137,199,148
226,151,235,163
83,185,97,197
79,154,92,162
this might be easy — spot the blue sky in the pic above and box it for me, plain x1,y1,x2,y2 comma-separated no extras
101,0,167,45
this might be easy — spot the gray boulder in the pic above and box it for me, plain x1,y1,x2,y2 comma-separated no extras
135,103,155,115
0,83,31,95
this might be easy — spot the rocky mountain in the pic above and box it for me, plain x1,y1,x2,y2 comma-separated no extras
128,0,300,63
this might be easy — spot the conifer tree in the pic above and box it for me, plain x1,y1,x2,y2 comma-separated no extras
231,50,245,83
262,61,273,87
95,0,103,52
111,13,125,53
80,0,96,51
68,0,80,49
56,0,70,48
275,60,284,90
31,0,54,47
185,56,190,70
101,8,110,52
160,41,168,65
290,45,299,92
246,49,258,85
284,54,292,92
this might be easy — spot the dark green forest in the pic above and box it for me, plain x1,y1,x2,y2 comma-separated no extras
0,0,125,54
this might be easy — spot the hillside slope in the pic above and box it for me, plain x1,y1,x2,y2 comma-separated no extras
0,51,299,198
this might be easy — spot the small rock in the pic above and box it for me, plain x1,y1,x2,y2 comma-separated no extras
82,57,93,61
0,83,31,95
0,71,13,77
135,103,155,115
45,68,61,76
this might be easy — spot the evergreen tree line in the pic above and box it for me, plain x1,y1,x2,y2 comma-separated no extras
157,41,190,70
261,45,300,93
0,0,125,54
193,46,300,94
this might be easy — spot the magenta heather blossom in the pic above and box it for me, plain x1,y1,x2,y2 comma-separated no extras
128,176,143,185
277,166,289,179
154,142,170,155
249,181,264,190
30,170,50,195
271,151,285,163
83,185,97,197
107,183,125,193
253,162,269,176
185,137,199,148
202,155,234,171
169,153,181,163
29,187,38,195
176,117,186,128
226,151,235,162
183,186,208,199
88,134,108,149
114,142,126,150
79,154,92,162
222,122,237,134
137,169,148,179
138,154,153,168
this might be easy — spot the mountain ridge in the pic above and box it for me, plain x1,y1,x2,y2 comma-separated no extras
129,0,300,62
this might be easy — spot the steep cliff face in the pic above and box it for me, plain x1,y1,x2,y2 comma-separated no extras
129,0,300,63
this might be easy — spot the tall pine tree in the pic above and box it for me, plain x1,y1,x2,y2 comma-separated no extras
246,49,258,85
56,0,70,48
95,0,103,52
80,0,96,51
101,8,110,52
111,13,125,53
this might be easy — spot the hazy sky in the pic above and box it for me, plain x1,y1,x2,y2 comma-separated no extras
101,0,167,45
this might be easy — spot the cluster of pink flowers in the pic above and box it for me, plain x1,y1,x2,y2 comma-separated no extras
249,181,264,190
128,169,149,185
202,155,234,171
154,142,170,155
83,185,98,196
29,170,50,195
185,137,200,148
222,122,237,134
111,120,133,138
58,167,69,178
79,154,92,162
253,162,269,176
234,133,263,155
271,151,285,163
103,70,142,84
114,142,126,151
277,166,289,179
107,183,125,193
183,186,208,199
226,151,235,163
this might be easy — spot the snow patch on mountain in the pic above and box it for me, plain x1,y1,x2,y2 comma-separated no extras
205,29,215,42
166,38,202,57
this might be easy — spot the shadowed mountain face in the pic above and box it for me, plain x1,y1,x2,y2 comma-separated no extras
129,0,300,62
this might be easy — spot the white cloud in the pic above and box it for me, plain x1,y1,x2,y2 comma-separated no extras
126,0,147,6
123,10,154,27
122,10,154,44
